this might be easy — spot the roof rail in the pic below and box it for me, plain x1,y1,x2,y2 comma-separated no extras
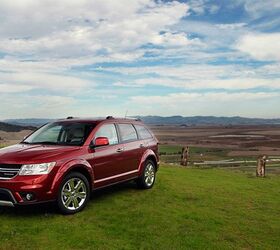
67,116,74,119
129,117,141,121
106,116,114,119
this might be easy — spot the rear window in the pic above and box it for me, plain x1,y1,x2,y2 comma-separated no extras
118,124,138,142
134,125,153,139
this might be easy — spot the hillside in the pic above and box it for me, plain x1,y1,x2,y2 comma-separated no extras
3,116,280,126
0,165,279,249
0,122,35,132
3,119,53,127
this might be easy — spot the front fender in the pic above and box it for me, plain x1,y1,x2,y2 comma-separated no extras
49,159,94,196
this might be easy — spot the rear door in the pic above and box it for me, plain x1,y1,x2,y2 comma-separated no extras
116,123,142,172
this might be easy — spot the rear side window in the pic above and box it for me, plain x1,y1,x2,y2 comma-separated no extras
118,124,138,142
95,124,118,145
134,125,153,139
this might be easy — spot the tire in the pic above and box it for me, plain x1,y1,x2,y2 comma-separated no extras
137,160,156,189
57,172,90,215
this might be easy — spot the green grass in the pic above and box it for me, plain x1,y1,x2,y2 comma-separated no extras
1,165,279,250
159,144,183,154
159,144,228,156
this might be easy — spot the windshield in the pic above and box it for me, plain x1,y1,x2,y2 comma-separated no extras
23,122,95,146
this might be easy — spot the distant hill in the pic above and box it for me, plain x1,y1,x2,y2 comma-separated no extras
3,119,54,127
135,116,280,126
2,116,280,127
0,122,36,132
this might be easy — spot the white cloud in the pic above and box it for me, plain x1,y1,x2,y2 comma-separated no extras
236,33,280,61
0,71,92,93
133,77,280,90
0,0,279,119
0,83,33,93
101,64,280,90
0,0,191,60
243,0,280,18
151,32,200,47
0,0,195,98
188,0,220,15
216,23,247,30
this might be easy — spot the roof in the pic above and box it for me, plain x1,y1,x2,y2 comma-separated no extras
54,116,142,124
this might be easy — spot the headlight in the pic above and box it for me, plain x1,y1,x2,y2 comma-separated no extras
19,162,56,176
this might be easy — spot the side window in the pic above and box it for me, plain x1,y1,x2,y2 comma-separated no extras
118,124,138,143
134,125,153,139
94,124,118,145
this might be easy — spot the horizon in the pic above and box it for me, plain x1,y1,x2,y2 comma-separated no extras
0,0,279,119
2,115,280,121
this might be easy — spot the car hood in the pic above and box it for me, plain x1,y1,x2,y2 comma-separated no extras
0,144,81,164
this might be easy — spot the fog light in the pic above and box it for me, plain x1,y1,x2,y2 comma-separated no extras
26,193,34,201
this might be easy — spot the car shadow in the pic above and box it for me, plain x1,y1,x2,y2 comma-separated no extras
0,181,139,217
92,181,138,200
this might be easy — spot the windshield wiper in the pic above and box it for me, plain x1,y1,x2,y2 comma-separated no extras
22,141,80,146
21,141,31,144
32,141,59,145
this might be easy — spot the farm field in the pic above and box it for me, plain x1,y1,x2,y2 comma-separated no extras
152,125,280,157
152,125,280,174
0,165,280,250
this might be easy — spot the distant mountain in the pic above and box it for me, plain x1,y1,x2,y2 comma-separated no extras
0,122,35,132
135,116,280,126
3,116,280,127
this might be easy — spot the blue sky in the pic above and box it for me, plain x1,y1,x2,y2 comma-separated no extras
0,0,279,119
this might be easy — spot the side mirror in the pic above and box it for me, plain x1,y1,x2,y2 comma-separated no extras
92,137,109,148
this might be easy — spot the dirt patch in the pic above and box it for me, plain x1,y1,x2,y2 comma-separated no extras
0,130,33,146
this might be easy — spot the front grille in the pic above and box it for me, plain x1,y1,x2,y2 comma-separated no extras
0,164,22,179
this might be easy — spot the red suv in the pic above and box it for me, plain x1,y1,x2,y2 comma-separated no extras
0,117,159,214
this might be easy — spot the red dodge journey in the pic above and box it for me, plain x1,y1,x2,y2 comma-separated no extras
0,116,159,214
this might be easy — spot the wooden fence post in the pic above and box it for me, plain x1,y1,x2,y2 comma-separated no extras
180,146,189,166
256,155,267,177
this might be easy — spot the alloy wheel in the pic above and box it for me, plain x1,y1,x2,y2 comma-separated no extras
144,163,155,187
61,178,87,211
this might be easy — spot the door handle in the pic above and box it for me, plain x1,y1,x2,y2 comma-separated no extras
116,147,124,153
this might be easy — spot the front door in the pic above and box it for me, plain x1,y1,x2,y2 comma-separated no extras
87,123,122,185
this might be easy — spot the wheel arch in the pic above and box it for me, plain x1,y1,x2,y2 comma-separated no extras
138,149,159,175
65,165,93,191
145,155,158,171
51,159,94,195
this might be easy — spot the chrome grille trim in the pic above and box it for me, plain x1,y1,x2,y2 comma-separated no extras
0,164,22,180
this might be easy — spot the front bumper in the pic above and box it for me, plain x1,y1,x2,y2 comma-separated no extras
0,172,58,206
0,188,16,207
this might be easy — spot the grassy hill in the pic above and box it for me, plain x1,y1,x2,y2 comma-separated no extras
0,122,35,132
0,165,279,249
